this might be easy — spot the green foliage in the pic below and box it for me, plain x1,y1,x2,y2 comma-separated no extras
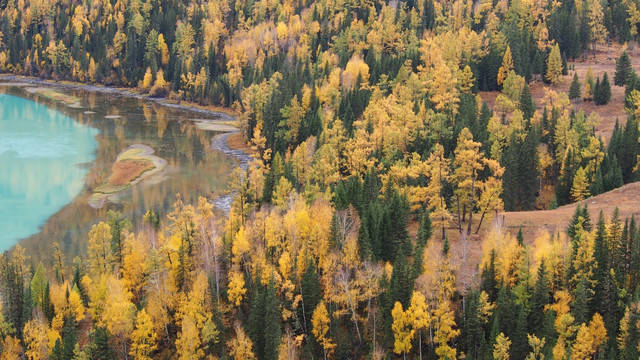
615,51,633,86
594,72,612,105
569,72,582,101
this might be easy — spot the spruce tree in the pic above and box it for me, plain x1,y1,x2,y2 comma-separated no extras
263,280,282,360
567,205,584,241
412,210,432,279
615,51,632,86
481,250,498,302
571,275,592,325
389,248,412,308
299,260,322,336
592,211,608,314
516,227,524,246
529,260,550,335
590,166,604,196
593,77,602,104
600,72,612,105
511,306,529,360
520,83,535,120
569,72,581,102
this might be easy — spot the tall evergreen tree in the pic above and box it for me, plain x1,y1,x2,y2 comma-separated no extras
569,72,581,101
615,51,633,86
529,260,551,335
388,248,412,309
520,83,535,120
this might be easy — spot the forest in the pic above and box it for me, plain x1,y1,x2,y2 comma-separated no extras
2,0,640,358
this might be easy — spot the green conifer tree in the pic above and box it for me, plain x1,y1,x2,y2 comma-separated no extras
529,260,550,335
569,72,581,102
615,51,632,86
520,83,535,120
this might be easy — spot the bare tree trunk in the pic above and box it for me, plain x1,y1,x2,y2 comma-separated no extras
456,196,462,233
475,211,486,234
298,278,308,334
467,175,475,235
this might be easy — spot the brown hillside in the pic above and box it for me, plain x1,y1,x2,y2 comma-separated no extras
479,43,640,144
502,181,640,243
444,181,640,289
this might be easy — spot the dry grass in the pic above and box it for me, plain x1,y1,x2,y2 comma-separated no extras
437,181,640,289
479,42,639,143
26,87,81,104
106,159,154,186
502,181,640,243
227,132,254,153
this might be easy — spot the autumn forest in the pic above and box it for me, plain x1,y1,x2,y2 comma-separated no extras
1,0,640,358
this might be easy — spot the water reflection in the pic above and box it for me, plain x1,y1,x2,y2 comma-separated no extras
0,85,235,265
0,93,99,250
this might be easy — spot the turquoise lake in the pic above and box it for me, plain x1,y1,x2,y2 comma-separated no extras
0,93,99,251
0,84,234,263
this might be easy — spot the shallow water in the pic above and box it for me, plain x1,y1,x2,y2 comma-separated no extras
0,93,99,251
0,84,237,263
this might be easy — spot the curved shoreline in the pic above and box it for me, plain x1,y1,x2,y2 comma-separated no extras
0,74,237,121
1,75,252,213
88,144,168,208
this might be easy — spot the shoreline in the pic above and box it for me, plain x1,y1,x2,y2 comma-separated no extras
88,144,168,209
0,74,252,154
0,74,238,122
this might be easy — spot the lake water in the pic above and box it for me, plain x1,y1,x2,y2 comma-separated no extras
0,84,236,262
0,93,99,251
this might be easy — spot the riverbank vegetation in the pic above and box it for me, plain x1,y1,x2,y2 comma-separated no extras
2,0,640,358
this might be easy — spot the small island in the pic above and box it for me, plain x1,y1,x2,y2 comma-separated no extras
89,144,167,208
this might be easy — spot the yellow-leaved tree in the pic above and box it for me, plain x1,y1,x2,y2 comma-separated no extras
497,46,514,86
228,324,257,360
130,309,158,360
425,143,452,240
451,128,484,235
493,332,512,360
546,44,563,85
571,167,590,202
391,302,414,359
409,291,431,360
312,301,335,360
227,270,247,307
88,222,112,277
433,300,460,360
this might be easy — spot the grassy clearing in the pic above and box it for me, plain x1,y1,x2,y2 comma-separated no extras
479,43,636,144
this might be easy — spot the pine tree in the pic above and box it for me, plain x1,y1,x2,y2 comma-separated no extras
481,250,499,302
511,306,529,360
529,260,550,335
590,166,604,196
594,77,602,104
517,227,524,246
599,72,612,105
389,248,412,308
520,83,535,119
615,51,632,86
569,73,581,102
545,44,563,85
263,280,282,360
